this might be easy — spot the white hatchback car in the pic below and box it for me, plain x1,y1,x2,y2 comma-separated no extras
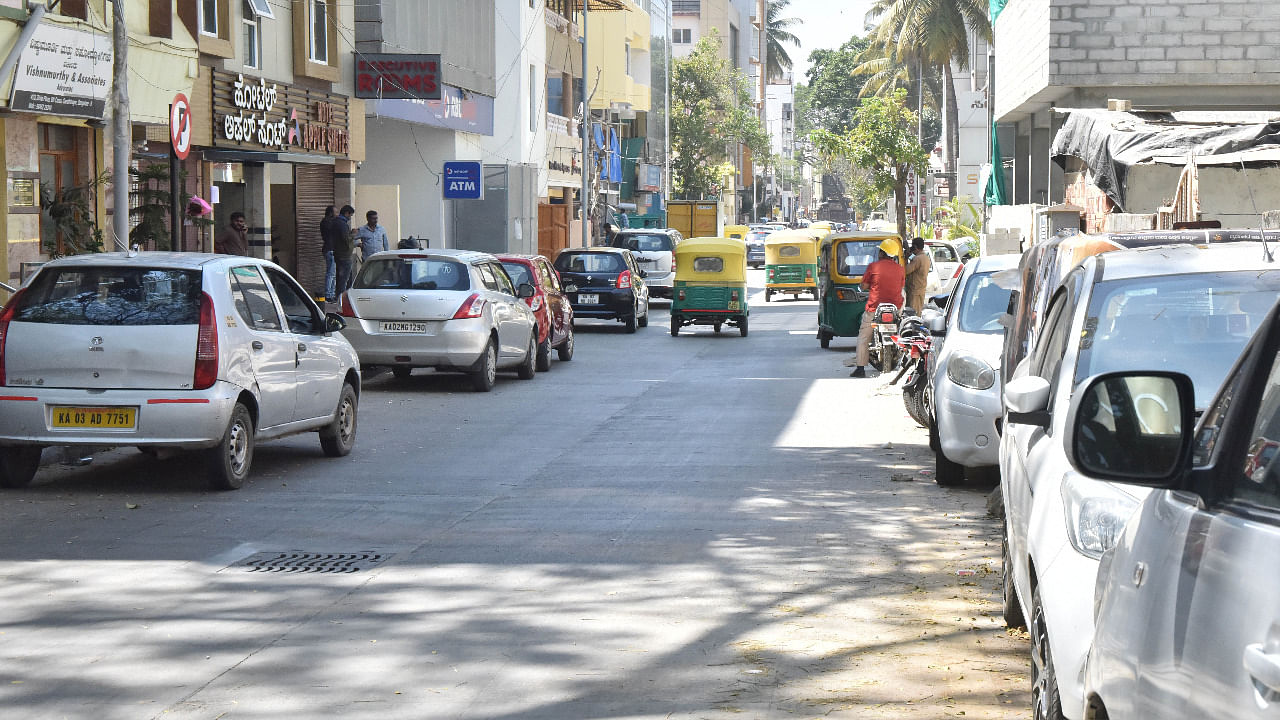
610,229,682,297
339,249,538,391
0,253,361,491
925,253,1019,485
1000,243,1280,720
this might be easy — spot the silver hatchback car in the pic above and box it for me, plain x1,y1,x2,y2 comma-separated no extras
338,249,538,391
0,253,361,491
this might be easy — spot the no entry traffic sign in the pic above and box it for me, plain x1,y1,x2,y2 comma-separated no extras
170,93,191,160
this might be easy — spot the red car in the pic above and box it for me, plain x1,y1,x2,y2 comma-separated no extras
497,254,574,371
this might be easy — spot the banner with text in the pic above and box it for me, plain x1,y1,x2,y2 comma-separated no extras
10,22,112,119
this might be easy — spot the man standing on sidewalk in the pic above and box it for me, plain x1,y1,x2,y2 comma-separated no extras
331,205,357,297
215,212,249,256
904,237,932,313
847,238,905,378
356,210,389,258
321,206,337,302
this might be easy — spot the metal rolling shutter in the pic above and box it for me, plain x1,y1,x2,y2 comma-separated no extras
294,164,334,297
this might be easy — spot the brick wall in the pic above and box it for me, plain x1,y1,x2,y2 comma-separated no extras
1063,170,1112,233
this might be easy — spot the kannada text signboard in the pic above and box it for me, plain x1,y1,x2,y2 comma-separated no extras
10,23,112,119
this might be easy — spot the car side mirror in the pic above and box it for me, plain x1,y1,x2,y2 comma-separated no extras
324,312,347,333
1004,375,1051,427
517,283,536,299
1064,371,1195,486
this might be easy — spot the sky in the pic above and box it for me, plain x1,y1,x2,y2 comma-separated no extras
782,0,878,84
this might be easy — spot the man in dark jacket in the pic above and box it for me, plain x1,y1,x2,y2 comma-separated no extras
215,212,249,256
321,205,337,302
330,205,357,297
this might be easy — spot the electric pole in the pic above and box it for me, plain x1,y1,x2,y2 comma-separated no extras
110,0,129,251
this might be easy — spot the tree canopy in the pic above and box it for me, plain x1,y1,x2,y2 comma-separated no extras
798,36,871,136
765,0,802,83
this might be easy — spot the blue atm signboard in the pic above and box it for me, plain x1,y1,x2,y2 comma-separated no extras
443,162,482,199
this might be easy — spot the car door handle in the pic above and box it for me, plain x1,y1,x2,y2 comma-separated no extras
1244,644,1280,693
297,343,308,352
251,341,264,350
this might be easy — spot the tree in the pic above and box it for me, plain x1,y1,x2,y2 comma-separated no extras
812,89,927,239
670,32,769,200
799,36,871,135
852,30,943,152
866,0,991,200
765,0,802,83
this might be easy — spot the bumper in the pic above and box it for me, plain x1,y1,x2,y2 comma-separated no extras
342,317,488,368
0,382,243,449
935,380,1002,468
570,290,634,320
644,272,674,296
747,249,765,265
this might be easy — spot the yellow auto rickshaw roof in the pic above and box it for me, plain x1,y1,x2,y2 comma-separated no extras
766,229,825,245
723,224,750,239
809,221,834,229
822,230,901,248
675,236,747,256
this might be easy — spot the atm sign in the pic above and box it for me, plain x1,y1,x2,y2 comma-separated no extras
443,162,482,200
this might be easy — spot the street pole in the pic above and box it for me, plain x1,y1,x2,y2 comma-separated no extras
170,105,181,250
580,0,590,246
110,0,129,251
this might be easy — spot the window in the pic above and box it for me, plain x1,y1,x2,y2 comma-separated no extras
956,272,1014,334
244,0,273,19
625,41,632,76
546,73,566,117
310,0,328,64
730,24,739,68
242,0,261,68
779,245,801,258
500,262,534,290
529,65,538,131
477,264,500,291
355,258,470,291
555,253,625,273
149,0,173,38
1233,352,1280,506
1031,292,1073,406
60,0,86,20
229,266,283,331
693,257,724,273
38,123,85,256
490,264,517,295
264,268,319,334
16,268,202,326
537,259,560,292
672,28,691,44
200,0,219,35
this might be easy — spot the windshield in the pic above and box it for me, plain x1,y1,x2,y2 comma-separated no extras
555,252,625,273
500,262,534,288
612,234,672,252
1075,270,1280,407
957,271,1014,334
836,241,881,276
354,257,471,291
15,267,202,325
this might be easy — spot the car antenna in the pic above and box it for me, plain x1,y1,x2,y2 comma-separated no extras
1240,157,1275,262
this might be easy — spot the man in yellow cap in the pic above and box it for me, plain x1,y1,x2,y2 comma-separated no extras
848,238,905,377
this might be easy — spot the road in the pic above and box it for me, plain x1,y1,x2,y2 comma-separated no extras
0,272,1030,719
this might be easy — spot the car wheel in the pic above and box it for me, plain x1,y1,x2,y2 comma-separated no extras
207,403,254,491
1003,531,1027,629
624,311,637,333
556,325,575,361
739,316,749,337
535,332,552,372
0,446,42,488
319,383,358,457
819,330,831,349
1031,586,1066,720
517,332,537,380
670,315,680,336
391,366,412,380
638,301,649,327
470,339,497,392
932,425,965,486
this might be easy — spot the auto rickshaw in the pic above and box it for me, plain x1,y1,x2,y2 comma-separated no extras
670,237,750,337
816,231,905,348
809,221,834,231
724,224,749,241
763,229,823,301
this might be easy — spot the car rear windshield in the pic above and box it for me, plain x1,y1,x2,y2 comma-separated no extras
612,234,673,252
556,252,625,273
957,272,1014,334
836,241,881,276
1075,270,1280,407
692,257,724,272
14,267,202,325
355,257,471,291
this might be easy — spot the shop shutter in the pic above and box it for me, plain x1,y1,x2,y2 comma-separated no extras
294,164,335,298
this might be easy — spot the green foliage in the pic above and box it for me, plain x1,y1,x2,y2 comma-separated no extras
671,32,769,199
40,172,109,256
931,195,982,241
127,163,214,251
799,35,871,135
765,0,802,83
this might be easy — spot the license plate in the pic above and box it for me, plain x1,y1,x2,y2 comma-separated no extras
727,301,740,310
881,324,898,333
52,406,137,429
565,284,578,293
578,293,599,304
380,321,429,333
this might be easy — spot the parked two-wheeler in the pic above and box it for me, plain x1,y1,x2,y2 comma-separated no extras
890,313,932,428
868,302,901,372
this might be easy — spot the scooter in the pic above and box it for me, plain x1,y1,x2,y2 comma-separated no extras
868,303,901,373
890,313,932,427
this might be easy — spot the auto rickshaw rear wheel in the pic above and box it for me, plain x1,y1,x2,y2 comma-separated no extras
819,329,831,348
670,316,680,336
714,322,722,333
764,289,773,301
739,317,749,337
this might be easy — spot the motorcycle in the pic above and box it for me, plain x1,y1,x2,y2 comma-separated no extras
890,312,933,428
868,302,902,373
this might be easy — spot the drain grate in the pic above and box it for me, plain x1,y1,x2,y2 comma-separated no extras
231,551,391,574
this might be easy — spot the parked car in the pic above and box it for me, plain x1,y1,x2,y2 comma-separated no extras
497,254,574,370
999,242,1280,720
339,249,538,391
924,253,1020,485
0,253,360,491
610,228,681,298
553,247,650,332
745,229,773,268
925,239,964,284
1069,294,1280,720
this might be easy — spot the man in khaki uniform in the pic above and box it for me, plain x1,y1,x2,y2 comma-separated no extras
904,237,932,313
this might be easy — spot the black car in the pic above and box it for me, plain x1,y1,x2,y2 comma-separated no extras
554,248,651,333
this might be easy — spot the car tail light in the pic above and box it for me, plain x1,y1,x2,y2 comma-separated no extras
339,292,358,318
194,292,219,390
671,256,677,273
453,293,486,319
730,290,739,301
805,269,813,280
616,270,632,289
0,288,27,387
767,268,774,279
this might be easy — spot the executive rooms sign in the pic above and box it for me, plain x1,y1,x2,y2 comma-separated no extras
211,71,351,157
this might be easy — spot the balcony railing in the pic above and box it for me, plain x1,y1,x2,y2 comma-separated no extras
547,112,578,138
673,0,700,14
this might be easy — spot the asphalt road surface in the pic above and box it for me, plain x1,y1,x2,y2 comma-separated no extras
0,271,1030,719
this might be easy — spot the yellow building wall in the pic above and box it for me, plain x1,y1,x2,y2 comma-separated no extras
125,0,199,126
584,2,651,112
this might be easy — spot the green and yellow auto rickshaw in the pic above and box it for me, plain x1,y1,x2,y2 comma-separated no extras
816,231,904,348
670,237,750,337
763,229,825,301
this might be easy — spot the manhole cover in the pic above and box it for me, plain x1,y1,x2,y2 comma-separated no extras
231,551,390,574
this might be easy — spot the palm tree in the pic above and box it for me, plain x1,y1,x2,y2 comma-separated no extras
866,0,991,200
852,34,942,116
765,0,802,82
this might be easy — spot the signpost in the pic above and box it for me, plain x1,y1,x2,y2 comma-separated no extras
442,162,482,200
169,93,191,250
